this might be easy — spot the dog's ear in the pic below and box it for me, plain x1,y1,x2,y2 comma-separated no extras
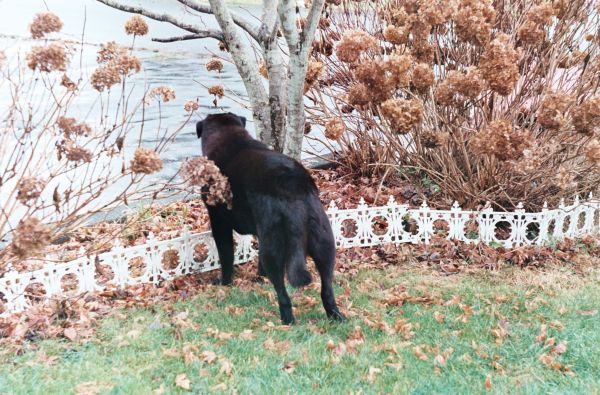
196,121,203,138
239,116,246,128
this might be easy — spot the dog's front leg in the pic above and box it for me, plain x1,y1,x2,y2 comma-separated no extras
208,209,234,285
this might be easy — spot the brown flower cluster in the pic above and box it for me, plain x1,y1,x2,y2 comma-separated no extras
383,25,409,45
435,67,485,105
57,116,92,138
27,43,68,73
517,3,554,46
208,85,225,98
184,100,200,113
335,30,378,63
380,98,423,134
16,177,45,205
411,63,435,93
537,92,573,130
11,217,52,258
479,34,520,96
180,157,232,208
304,60,324,92
347,55,412,106
206,58,224,73
150,86,176,102
91,42,141,91
30,12,63,39
124,15,149,36
585,139,600,167
571,96,600,135
90,67,121,92
130,148,163,174
454,0,495,46
324,118,345,140
64,141,93,163
471,120,533,161
61,74,77,91
420,0,457,26
385,54,412,89
420,130,449,149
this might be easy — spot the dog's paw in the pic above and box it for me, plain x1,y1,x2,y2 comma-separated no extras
211,277,233,286
327,309,346,322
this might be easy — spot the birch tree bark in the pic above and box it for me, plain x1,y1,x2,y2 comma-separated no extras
96,0,326,160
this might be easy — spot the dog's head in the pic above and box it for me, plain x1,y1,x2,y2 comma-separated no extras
196,112,247,138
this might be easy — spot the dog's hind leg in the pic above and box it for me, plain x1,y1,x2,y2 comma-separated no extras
308,212,345,321
259,231,295,324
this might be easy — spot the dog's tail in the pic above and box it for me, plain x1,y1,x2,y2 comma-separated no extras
285,218,313,288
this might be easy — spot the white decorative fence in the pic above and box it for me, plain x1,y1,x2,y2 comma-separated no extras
1,195,599,315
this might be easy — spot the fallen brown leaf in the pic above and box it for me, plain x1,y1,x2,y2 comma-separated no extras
175,373,191,391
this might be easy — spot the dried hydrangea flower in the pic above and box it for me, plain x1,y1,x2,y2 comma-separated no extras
412,63,435,92
335,30,378,63
355,59,389,90
517,4,554,47
184,100,200,113
150,86,176,102
571,96,600,135
208,85,225,98
585,139,600,167
97,42,127,64
479,34,520,96
206,58,224,73
61,74,77,91
96,42,141,75
11,217,52,258
30,12,63,39
420,130,449,149
124,15,149,36
304,60,324,92
454,0,495,46
380,99,423,134
180,157,232,208
90,66,121,92
27,43,68,72
471,120,532,161
347,83,371,107
537,92,573,130
383,25,409,45
57,116,92,137
130,148,163,174
17,177,45,205
324,119,345,140
384,54,412,89
420,0,457,25
65,142,93,163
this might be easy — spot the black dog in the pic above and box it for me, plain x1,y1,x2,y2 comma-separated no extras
196,112,344,324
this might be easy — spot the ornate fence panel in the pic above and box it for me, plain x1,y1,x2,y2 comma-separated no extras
2,196,599,315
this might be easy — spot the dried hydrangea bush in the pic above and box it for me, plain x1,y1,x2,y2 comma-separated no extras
0,13,191,272
308,0,600,209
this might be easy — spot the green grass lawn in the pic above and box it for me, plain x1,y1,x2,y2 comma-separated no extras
1,263,600,394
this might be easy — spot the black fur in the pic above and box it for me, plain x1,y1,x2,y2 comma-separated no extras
197,112,344,324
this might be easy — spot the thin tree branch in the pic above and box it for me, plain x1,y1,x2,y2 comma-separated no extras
301,0,325,51
175,0,261,42
207,0,271,142
152,32,224,43
96,0,216,37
